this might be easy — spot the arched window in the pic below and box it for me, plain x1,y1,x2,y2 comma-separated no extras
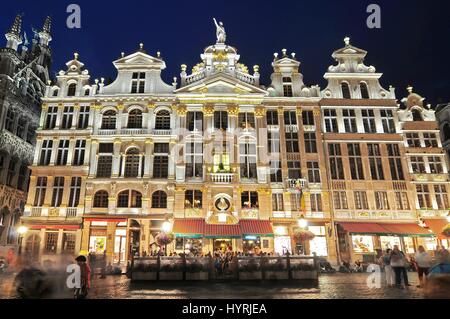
67,83,77,97
341,82,351,99
444,123,450,141
93,190,109,208
52,89,59,97
360,82,369,99
152,191,167,208
101,110,117,129
128,109,143,128
117,190,142,208
84,89,90,96
412,109,423,121
155,110,171,130
124,148,140,178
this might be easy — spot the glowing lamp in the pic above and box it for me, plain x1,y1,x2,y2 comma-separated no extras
297,215,308,229
17,226,28,235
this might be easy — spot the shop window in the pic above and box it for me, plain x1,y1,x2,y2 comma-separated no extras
309,226,327,256
380,236,401,250
352,235,374,253
62,233,76,254
44,232,59,254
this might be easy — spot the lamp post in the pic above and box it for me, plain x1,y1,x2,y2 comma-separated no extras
161,217,172,256
17,225,28,256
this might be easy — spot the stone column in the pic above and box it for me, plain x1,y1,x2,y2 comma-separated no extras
88,140,99,177
67,138,76,166
72,103,80,129
55,103,64,129
112,139,122,178
143,139,153,178
79,220,91,255
49,137,59,166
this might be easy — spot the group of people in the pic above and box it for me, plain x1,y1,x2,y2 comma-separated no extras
380,245,450,289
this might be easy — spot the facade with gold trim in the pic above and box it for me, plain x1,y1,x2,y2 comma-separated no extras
21,29,449,265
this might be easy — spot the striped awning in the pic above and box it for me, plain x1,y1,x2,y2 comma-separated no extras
339,222,434,237
204,223,242,238
379,223,434,237
240,220,274,237
173,219,205,238
424,219,449,239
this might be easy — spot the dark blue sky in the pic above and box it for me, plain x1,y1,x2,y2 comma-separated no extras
2,0,449,105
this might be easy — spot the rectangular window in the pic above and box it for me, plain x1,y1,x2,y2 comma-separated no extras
99,143,114,153
77,105,90,129
285,131,299,153
375,191,390,210
45,106,58,130
302,110,315,126
310,193,322,212
324,109,338,133
406,133,421,147
5,109,15,132
154,143,169,154
307,161,321,183
416,184,431,209
68,177,81,207
423,133,439,148
284,110,297,126
266,110,279,125
411,156,426,174
380,110,396,133
239,142,257,179
238,112,255,129
241,191,258,209
34,177,47,206
287,161,301,179
428,156,443,174
185,142,203,178
213,141,231,173
270,160,282,183
333,191,348,210
44,232,58,254
184,190,203,209
434,185,449,209
348,143,364,180
214,111,228,130
395,192,410,210
387,144,404,180
272,193,284,211
40,140,53,166
56,140,70,166
51,177,65,207
153,156,168,178
131,72,145,93
343,109,357,133
97,156,112,178
354,191,369,210
368,144,384,180
282,77,293,97
328,144,344,180
362,110,376,133
304,133,317,153
267,131,280,153
187,111,203,132
291,193,300,212
73,140,86,166
62,233,76,254
61,106,74,129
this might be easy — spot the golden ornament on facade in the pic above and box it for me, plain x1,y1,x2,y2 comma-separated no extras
203,105,214,116
176,104,187,116
254,106,265,118
227,105,239,116
213,51,227,62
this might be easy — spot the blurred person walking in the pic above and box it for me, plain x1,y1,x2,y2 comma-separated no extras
390,245,410,288
414,245,432,288
74,255,91,299
380,249,394,287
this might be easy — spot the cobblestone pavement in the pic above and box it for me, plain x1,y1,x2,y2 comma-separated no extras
0,272,425,299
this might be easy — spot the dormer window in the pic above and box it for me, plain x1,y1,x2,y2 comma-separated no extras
412,109,423,121
131,72,145,94
52,89,59,97
341,82,351,99
84,89,90,96
67,83,77,97
360,82,370,99
282,77,293,97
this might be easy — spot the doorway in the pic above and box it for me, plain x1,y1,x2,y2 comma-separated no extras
25,234,41,261
214,239,232,253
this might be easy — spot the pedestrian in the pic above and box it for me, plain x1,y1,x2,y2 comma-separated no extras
74,255,91,299
380,249,395,287
424,248,450,299
390,245,411,288
428,248,450,277
414,245,432,288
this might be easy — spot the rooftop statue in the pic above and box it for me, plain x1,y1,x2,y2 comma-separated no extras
213,18,226,44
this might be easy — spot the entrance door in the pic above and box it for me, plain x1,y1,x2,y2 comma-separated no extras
25,234,41,261
214,239,232,253
114,229,127,264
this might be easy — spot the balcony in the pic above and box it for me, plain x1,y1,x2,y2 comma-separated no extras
210,173,234,183
66,207,78,218
286,178,308,191
120,128,147,135
31,207,42,217
151,129,172,136
97,129,116,136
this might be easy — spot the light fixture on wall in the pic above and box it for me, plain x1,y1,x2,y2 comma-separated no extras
297,215,308,229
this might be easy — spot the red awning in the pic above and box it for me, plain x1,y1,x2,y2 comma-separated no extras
173,219,205,237
204,224,241,238
28,225,81,230
379,223,434,237
339,222,388,235
85,218,127,223
239,220,273,236
424,219,449,239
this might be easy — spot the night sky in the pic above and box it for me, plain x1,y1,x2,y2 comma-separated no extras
2,0,449,105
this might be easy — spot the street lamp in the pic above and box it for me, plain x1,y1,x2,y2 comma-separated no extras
161,217,172,256
297,215,308,229
17,225,28,255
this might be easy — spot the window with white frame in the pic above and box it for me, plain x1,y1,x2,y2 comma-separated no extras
423,133,439,148
380,110,396,133
302,110,315,126
362,110,376,133
395,192,410,210
272,193,284,212
343,110,357,133
304,132,317,153
186,141,203,178
238,112,255,129
387,144,404,180
287,161,301,179
51,177,65,207
406,133,421,147
307,161,320,183
270,160,282,183
410,156,426,174
61,106,74,129
416,184,431,209
328,144,344,180
282,77,293,97
97,143,113,178
73,140,86,166
333,191,348,209
434,185,449,209
239,140,257,179
187,111,203,131
348,143,364,180
77,105,90,129
354,191,369,210
284,110,297,126
368,144,384,180
34,177,47,206
285,131,299,153
214,111,228,130
131,72,145,93
428,156,443,174
324,109,338,133
56,140,70,166
39,140,53,166
310,193,322,212
267,131,280,153
68,177,81,207
266,110,279,125
375,191,390,210
124,148,140,178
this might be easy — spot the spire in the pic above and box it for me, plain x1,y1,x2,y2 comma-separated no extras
38,15,52,46
5,14,23,50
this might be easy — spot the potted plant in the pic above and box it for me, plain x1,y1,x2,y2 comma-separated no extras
293,229,315,255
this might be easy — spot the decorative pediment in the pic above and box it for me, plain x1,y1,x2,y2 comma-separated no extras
113,51,166,70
